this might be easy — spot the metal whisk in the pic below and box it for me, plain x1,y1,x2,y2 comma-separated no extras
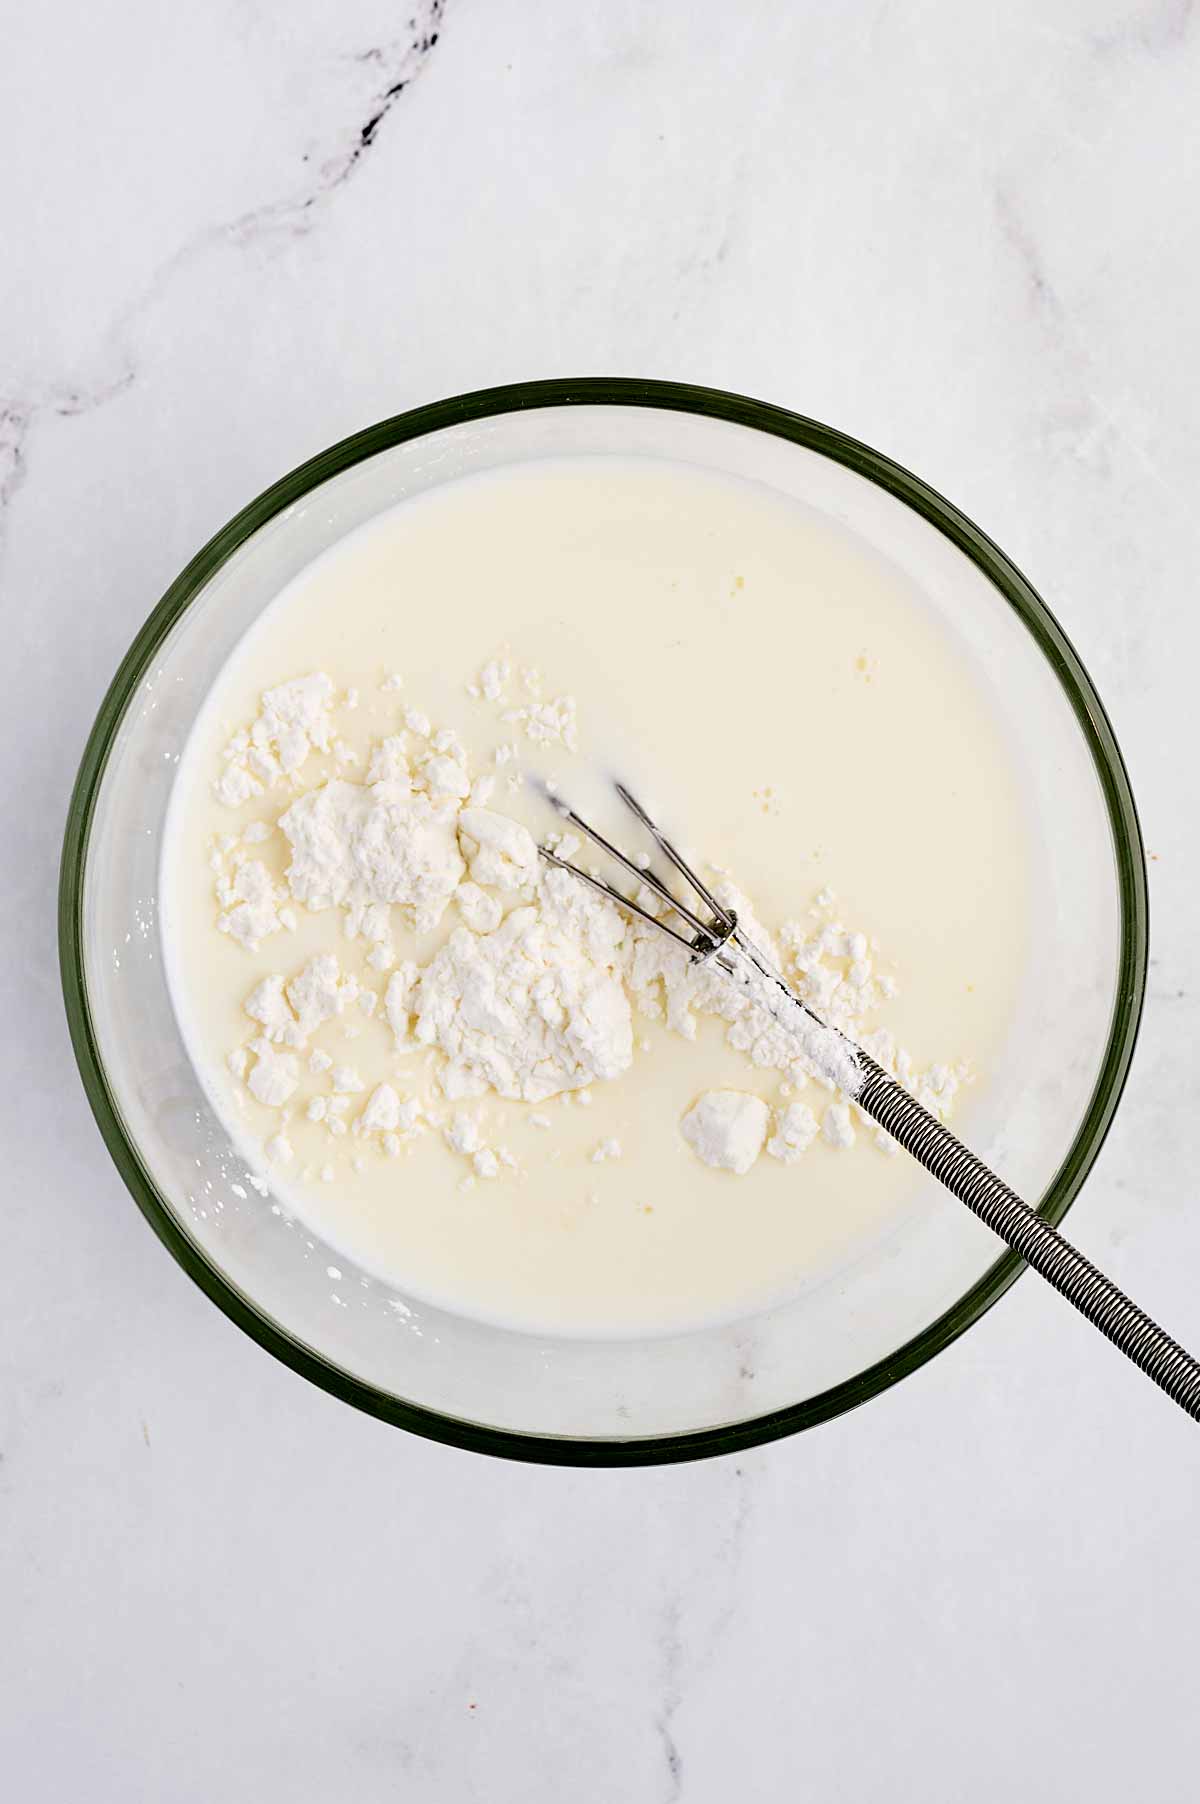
539,780,1200,1424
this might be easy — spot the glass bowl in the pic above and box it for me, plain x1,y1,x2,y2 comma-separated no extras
59,379,1147,1465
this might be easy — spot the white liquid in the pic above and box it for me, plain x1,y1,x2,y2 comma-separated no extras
161,457,1034,1337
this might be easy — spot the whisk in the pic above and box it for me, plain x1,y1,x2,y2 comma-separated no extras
539,780,1200,1424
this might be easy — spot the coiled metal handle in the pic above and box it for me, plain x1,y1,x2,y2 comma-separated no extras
856,1054,1200,1420
543,782,1197,1422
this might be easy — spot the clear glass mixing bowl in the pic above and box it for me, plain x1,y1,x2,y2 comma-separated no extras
59,380,1147,1464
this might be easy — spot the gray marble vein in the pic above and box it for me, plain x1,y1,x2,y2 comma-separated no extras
1091,0,1196,55
0,404,27,525
220,1,446,247
654,1593,686,1800
0,3,445,557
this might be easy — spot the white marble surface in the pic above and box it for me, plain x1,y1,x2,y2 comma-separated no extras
5,1,1200,1795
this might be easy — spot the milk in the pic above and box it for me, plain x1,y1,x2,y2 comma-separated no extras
161,456,1033,1336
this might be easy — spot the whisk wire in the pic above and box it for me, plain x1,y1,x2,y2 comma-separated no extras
536,779,1200,1425
537,804,714,945
536,845,699,953
612,782,734,928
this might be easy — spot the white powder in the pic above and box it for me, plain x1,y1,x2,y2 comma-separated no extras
243,974,294,1043
623,880,863,1098
383,961,420,1045
681,1092,769,1175
211,667,963,1187
822,1102,857,1149
478,657,510,700
723,954,863,1098
445,1110,483,1155
216,858,288,950
366,737,408,785
247,1039,300,1107
357,1084,421,1138
414,906,633,1104
456,881,503,933
767,1102,819,1164
504,694,578,751
280,775,463,931
420,751,471,799
215,673,334,806
288,953,355,1039
457,809,539,892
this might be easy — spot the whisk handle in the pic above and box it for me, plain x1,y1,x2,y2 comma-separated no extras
855,1054,1200,1420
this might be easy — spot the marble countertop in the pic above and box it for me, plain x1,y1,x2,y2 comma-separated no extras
5,2,1200,1797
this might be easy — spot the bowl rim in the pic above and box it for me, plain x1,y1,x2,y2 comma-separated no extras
59,377,1149,1466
